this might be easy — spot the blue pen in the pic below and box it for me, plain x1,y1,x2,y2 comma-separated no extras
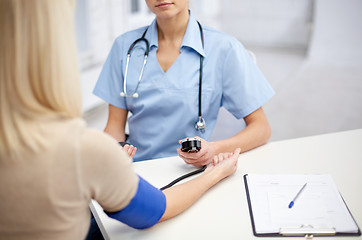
288,182,307,208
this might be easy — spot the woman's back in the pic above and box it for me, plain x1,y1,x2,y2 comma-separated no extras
0,118,138,240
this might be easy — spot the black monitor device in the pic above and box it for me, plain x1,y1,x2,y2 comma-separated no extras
181,138,201,152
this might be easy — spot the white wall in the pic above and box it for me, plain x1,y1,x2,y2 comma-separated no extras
189,0,221,29
75,0,153,113
214,0,313,49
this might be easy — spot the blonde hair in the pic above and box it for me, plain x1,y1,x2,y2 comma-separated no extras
0,0,82,154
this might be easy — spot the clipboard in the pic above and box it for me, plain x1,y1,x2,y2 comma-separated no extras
244,174,361,238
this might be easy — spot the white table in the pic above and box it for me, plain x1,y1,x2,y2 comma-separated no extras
90,129,362,240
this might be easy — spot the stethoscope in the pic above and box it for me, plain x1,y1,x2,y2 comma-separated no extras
120,21,206,132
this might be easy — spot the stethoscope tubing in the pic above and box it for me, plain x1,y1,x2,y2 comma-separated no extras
121,21,206,131
121,32,149,98
197,21,204,121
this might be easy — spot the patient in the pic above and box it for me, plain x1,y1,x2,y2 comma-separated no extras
0,1,240,239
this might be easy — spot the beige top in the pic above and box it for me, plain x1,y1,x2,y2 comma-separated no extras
0,118,139,240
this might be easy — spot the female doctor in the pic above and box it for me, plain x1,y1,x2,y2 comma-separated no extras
93,0,275,166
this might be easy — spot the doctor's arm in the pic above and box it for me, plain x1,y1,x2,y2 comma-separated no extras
178,107,270,167
105,104,137,157
215,106,271,152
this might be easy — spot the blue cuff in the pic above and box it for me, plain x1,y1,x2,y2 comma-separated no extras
106,176,166,229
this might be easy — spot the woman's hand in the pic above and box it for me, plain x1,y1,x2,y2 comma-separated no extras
122,144,137,158
177,137,217,167
204,148,240,179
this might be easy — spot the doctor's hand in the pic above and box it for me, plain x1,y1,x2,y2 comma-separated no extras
177,137,217,167
122,144,137,159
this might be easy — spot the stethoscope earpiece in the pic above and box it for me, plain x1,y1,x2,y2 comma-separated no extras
120,92,139,98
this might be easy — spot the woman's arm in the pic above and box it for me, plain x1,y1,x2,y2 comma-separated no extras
105,148,240,229
160,148,240,221
105,104,137,157
178,107,270,167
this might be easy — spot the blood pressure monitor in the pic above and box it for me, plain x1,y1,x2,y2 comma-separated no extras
181,138,201,152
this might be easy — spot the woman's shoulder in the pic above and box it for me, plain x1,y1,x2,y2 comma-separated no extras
80,127,120,152
59,118,124,159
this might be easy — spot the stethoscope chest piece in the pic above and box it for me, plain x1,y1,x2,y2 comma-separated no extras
195,116,206,133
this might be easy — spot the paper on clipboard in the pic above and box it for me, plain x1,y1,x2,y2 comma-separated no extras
245,174,360,235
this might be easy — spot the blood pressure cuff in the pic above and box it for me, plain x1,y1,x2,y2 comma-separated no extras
105,176,166,229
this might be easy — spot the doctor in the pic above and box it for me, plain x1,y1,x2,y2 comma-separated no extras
93,0,274,166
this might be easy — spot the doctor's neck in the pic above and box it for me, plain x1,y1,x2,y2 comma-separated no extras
156,9,189,42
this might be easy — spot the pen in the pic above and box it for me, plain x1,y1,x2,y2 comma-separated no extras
288,182,307,208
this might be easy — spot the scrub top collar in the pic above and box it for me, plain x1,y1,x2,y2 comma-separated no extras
181,12,206,57
145,19,158,49
144,11,206,57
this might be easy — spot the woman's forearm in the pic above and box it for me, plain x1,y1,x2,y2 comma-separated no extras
159,148,240,222
159,171,218,221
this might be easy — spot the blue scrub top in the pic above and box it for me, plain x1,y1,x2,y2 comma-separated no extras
93,13,275,162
